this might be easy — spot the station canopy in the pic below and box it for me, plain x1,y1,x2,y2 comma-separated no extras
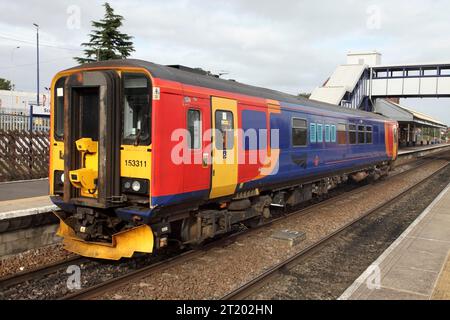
374,99,447,129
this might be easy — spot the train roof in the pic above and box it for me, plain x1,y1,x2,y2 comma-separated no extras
67,59,388,121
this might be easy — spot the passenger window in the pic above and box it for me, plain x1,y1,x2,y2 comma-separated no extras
366,126,373,144
331,125,337,143
292,118,307,146
337,124,347,144
187,109,201,149
215,110,234,150
310,123,316,143
317,123,323,143
358,125,365,144
349,124,357,145
325,125,331,142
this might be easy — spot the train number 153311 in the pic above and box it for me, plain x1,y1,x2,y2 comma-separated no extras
124,160,147,168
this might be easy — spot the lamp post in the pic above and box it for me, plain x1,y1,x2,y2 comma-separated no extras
33,23,40,106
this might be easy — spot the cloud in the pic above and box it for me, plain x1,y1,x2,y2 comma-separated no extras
0,0,449,124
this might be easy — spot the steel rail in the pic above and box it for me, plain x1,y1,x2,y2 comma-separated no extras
59,156,449,300
1,150,447,299
221,162,450,300
0,255,87,289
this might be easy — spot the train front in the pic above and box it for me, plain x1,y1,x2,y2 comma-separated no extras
49,65,157,260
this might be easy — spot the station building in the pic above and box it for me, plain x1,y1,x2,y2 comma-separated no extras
0,89,48,114
310,51,449,148
374,98,447,147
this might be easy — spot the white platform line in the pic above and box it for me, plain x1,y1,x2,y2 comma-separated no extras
0,178,48,185
0,205,59,220
338,182,450,300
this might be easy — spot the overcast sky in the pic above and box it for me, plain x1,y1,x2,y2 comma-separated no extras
0,0,449,125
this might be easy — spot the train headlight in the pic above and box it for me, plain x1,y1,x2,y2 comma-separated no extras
53,170,65,194
132,181,141,192
121,178,149,195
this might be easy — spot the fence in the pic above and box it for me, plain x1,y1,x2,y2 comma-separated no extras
0,111,50,132
0,130,49,182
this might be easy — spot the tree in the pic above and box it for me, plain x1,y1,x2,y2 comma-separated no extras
75,2,135,64
0,78,12,90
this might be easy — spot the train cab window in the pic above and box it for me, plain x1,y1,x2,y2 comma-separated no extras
316,123,323,143
337,124,347,144
215,110,234,150
349,124,357,144
325,125,331,142
292,118,307,147
187,109,201,149
331,125,337,143
122,73,151,146
310,123,316,143
79,87,100,141
366,126,373,144
358,125,365,144
54,77,66,140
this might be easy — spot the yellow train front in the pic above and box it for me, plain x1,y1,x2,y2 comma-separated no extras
50,63,157,260
50,59,398,261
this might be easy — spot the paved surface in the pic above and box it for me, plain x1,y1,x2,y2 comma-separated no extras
340,183,450,300
0,179,49,201
0,196,57,219
398,143,450,155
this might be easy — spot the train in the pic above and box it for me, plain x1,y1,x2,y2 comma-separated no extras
49,59,399,260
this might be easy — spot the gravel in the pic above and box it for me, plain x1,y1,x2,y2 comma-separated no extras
97,158,448,300
0,243,74,278
0,250,179,300
2,155,446,300
248,162,450,300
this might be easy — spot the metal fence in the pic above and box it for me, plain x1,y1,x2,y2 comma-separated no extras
0,130,50,182
0,111,50,132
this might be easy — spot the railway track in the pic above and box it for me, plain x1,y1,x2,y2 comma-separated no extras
221,161,450,300
0,256,87,290
59,156,449,300
0,154,447,299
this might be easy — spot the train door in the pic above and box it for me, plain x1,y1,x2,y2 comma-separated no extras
63,71,121,207
210,97,238,199
393,123,399,160
182,98,211,193
71,87,99,198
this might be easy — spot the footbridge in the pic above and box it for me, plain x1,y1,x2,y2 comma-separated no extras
311,51,450,111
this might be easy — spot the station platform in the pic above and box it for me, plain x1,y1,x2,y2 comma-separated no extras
0,179,49,201
0,195,57,221
398,143,450,156
0,179,56,221
340,183,450,300
0,180,59,257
